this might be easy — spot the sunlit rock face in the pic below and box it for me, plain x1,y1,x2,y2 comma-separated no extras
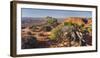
64,17,85,25
64,17,92,27
65,17,92,25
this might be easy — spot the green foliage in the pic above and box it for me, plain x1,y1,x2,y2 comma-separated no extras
81,24,84,27
49,24,63,40
64,22,73,26
46,16,57,25
53,18,57,22
86,25,92,32
47,18,54,24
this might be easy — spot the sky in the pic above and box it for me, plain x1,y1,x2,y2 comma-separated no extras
21,8,92,18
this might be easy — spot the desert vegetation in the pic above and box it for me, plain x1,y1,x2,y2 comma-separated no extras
21,16,92,49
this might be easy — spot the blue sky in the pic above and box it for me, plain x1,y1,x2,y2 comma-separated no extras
21,8,92,18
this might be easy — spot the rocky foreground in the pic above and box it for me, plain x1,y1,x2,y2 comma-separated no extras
21,17,92,49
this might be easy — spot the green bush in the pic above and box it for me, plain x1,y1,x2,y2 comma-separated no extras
49,24,63,40
46,16,57,25
64,22,73,26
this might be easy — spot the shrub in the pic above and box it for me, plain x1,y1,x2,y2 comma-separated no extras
46,16,58,25
64,22,73,27
49,24,63,40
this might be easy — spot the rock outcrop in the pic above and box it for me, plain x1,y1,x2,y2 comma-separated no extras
64,17,92,27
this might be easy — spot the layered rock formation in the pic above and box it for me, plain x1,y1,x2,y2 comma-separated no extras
64,17,92,27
